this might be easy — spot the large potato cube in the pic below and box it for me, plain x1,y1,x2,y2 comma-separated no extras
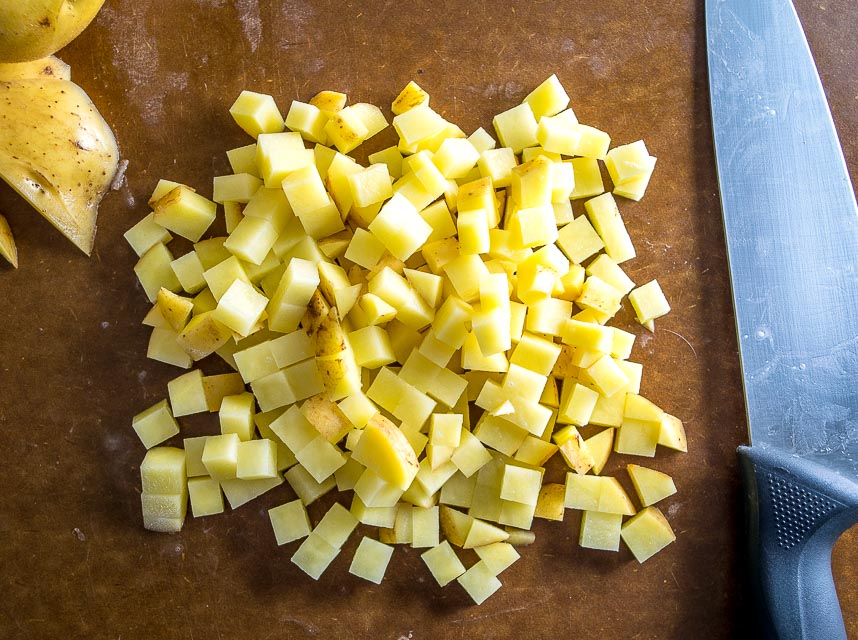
256,131,313,187
368,193,432,261
134,243,182,303
285,100,328,144
524,74,570,119
492,103,538,153
411,505,440,548
236,439,278,480
132,399,180,449
201,433,241,480
285,464,336,505
629,279,670,326
579,510,623,551
213,279,268,337
499,464,542,506
124,212,172,257
167,369,208,417
585,192,635,264
421,541,466,586
457,561,502,605
314,502,359,549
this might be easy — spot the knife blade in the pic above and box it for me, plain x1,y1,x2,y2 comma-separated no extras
706,0,858,637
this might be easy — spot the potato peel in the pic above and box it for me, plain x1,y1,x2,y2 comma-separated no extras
0,77,119,255
0,213,18,268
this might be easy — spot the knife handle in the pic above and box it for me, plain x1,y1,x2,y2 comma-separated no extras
738,445,858,639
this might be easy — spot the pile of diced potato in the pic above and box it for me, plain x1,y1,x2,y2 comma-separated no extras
126,74,685,605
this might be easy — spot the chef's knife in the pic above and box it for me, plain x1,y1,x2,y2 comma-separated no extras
706,0,858,637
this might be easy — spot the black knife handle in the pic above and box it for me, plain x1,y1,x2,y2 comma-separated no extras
738,445,858,639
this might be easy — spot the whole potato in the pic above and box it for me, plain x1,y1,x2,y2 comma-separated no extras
0,0,105,63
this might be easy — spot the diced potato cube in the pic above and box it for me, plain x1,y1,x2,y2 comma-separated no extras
393,104,446,147
141,493,187,531
368,193,433,262
421,540,466,586
310,90,347,115
524,74,570,119
411,505,440,548
627,464,677,507
499,465,542,506
187,476,224,517
226,143,259,176
349,325,396,369
534,483,566,521
430,414,463,448
580,510,623,551
135,243,182,303
153,186,217,243
585,427,615,475
478,147,516,189
368,146,404,180
124,212,172,257
167,369,207,417
492,103,538,153
629,279,670,326
213,279,268,337
457,561,502,605
285,100,328,144
223,216,279,266
585,355,630,398
556,214,604,265
555,425,594,475
285,464,336,505
213,173,262,204
170,251,206,294
229,90,284,138
558,382,600,427
350,537,395,584
132,399,180,449
351,414,419,491
295,435,346,483
314,502,359,549
433,138,480,179
392,81,430,115
233,341,278,383
140,446,186,494
615,417,661,457
217,392,255,441
621,506,676,563
176,312,233,362
585,192,635,263
475,541,520,575
291,532,340,580
569,157,604,199
255,131,313,187
659,413,688,452
324,105,370,153
268,499,312,545
235,438,277,480
201,433,241,481
350,494,398,528
183,436,209,478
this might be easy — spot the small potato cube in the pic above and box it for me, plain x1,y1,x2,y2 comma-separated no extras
627,464,677,506
281,164,330,217
310,90,347,115
201,433,241,481
615,417,661,457
392,80,430,115
430,414,463,448
433,137,480,179
392,104,446,147
324,106,370,153
176,312,232,361
269,499,312,545
499,465,542,506
233,341,278,383
368,193,433,261
213,173,262,204
569,157,605,199
659,413,688,452
477,148,516,189
141,493,187,528
629,279,671,326
512,204,558,248
568,124,611,159
411,505,440,548
291,532,340,580
457,561,502,605
585,355,630,398
368,146,404,180
153,186,217,243
514,436,558,467
167,369,208,417
555,426,594,475
170,251,206,295
314,502,359,548
524,74,570,119
285,464,336,506
419,201,457,243
492,103,538,154
510,333,561,376
188,476,224,517
350,537,395,584
585,192,635,263
558,382,599,426
236,438,277,480
586,428,615,475
140,446,186,494
125,212,172,257
256,131,313,187
510,155,553,208
525,297,574,337
229,90,284,138
348,163,393,209
556,214,605,264
421,541,466,586
474,542,520,575
534,483,566,521
132,399,180,449
457,209,491,255
621,506,676,563
224,216,279,266
349,325,396,369
285,100,328,143
135,243,182,303
535,115,581,156
296,435,347,483
213,279,268,337
227,143,260,176
451,429,493,477
580,510,623,551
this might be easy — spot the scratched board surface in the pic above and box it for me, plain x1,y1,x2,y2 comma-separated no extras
0,1,856,638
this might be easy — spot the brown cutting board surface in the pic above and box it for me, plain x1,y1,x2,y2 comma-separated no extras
1,1,856,638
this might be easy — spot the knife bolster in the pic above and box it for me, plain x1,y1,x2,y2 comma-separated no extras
738,445,858,640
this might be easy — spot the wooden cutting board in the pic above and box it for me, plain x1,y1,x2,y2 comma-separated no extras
1,1,855,637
